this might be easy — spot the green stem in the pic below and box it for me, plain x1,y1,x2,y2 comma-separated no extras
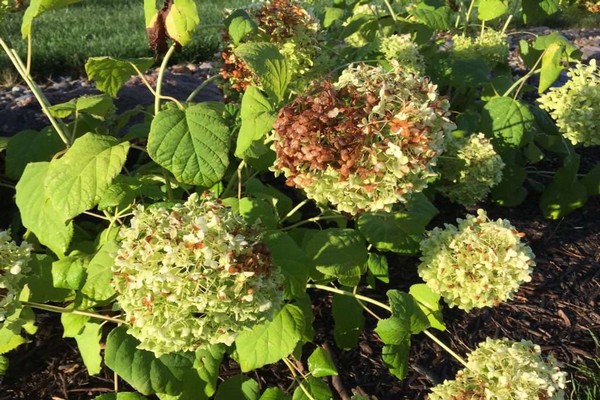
280,215,344,231
155,44,178,115
307,284,469,369
282,357,315,400
463,0,476,34
221,160,246,198
26,34,32,74
0,38,70,147
502,67,541,98
382,0,398,22
22,301,126,325
279,199,309,225
0,182,16,190
186,74,221,103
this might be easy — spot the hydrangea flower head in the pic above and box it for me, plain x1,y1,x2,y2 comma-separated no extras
418,209,535,311
0,230,32,323
538,60,600,147
429,338,567,400
219,0,322,92
378,34,424,75
271,63,455,215
437,133,504,207
112,193,285,356
452,29,509,66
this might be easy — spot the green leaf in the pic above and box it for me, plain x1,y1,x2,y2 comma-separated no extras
387,290,430,335
409,0,451,30
367,253,389,284
193,345,226,398
234,43,290,103
238,197,278,228
245,178,293,220
480,97,534,152
225,9,257,44
236,86,277,158
235,304,305,372
0,304,33,354
80,240,119,303
22,0,82,37
382,340,410,380
305,229,368,286
45,133,130,219
215,375,260,400
86,57,154,97
259,388,290,400
539,42,565,93
49,94,114,119
291,377,332,400
491,163,528,206
332,292,364,349
409,284,445,331
26,254,72,303
61,312,89,337
52,253,89,290
16,162,73,256
264,232,311,298
358,212,425,254
477,0,508,20
74,321,103,375
583,165,600,197
105,326,199,396
308,347,338,378
164,0,199,46
0,355,7,375
540,155,587,219
6,128,65,180
148,103,231,187
94,393,148,400
323,6,346,28
521,0,559,24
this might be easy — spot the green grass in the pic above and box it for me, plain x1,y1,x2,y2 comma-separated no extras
0,0,249,80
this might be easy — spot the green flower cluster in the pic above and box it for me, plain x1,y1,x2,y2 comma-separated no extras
271,63,455,215
538,60,600,147
437,133,504,207
112,193,285,356
0,230,32,323
418,209,535,311
452,29,509,66
429,338,567,400
378,34,424,75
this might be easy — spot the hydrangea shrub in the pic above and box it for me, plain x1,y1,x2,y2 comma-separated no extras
0,230,32,323
452,29,509,67
271,63,455,214
418,209,535,311
112,193,285,356
379,34,425,75
429,338,567,400
538,59,600,147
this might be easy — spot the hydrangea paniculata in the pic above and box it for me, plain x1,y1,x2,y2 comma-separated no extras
219,0,322,92
112,193,285,356
0,230,32,323
429,338,567,400
378,34,425,75
418,209,535,311
437,133,504,207
452,29,509,67
538,59,600,147
271,63,455,215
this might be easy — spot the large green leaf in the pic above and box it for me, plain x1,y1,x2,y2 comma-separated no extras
307,347,338,378
479,97,534,152
291,377,332,400
5,128,65,180
491,163,528,206
234,43,289,103
193,345,226,398
367,253,389,284
215,376,260,400
540,155,587,219
45,133,130,219
94,393,148,400
264,232,311,298
25,254,72,303
148,103,231,187
259,388,290,400
409,0,451,30
225,9,257,45
52,252,90,290
235,304,305,372
539,42,565,93
15,162,73,256
235,86,277,158
74,321,103,375
86,57,154,97
477,0,508,20
387,290,430,335
105,326,203,396
332,292,364,349
305,229,368,286
80,240,119,303
48,94,114,119
164,0,199,47
409,284,445,331
381,340,410,380
358,212,426,254
21,0,81,37
521,0,559,24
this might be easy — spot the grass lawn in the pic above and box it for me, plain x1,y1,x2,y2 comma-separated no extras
0,0,250,80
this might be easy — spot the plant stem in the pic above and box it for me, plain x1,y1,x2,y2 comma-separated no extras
502,49,545,98
22,301,126,325
279,199,309,225
26,34,32,74
155,44,177,115
463,0,476,34
382,0,398,22
0,38,70,147
186,74,220,103
280,215,344,231
307,284,469,369
282,357,315,400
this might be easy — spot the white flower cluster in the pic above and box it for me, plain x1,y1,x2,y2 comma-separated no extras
378,34,425,75
538,60,600,147
437,133,504,207
418,209,535,311
0,230,32,323
271,63,455,215
429,338,567,400
113,193,285,356
452,29,509,66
